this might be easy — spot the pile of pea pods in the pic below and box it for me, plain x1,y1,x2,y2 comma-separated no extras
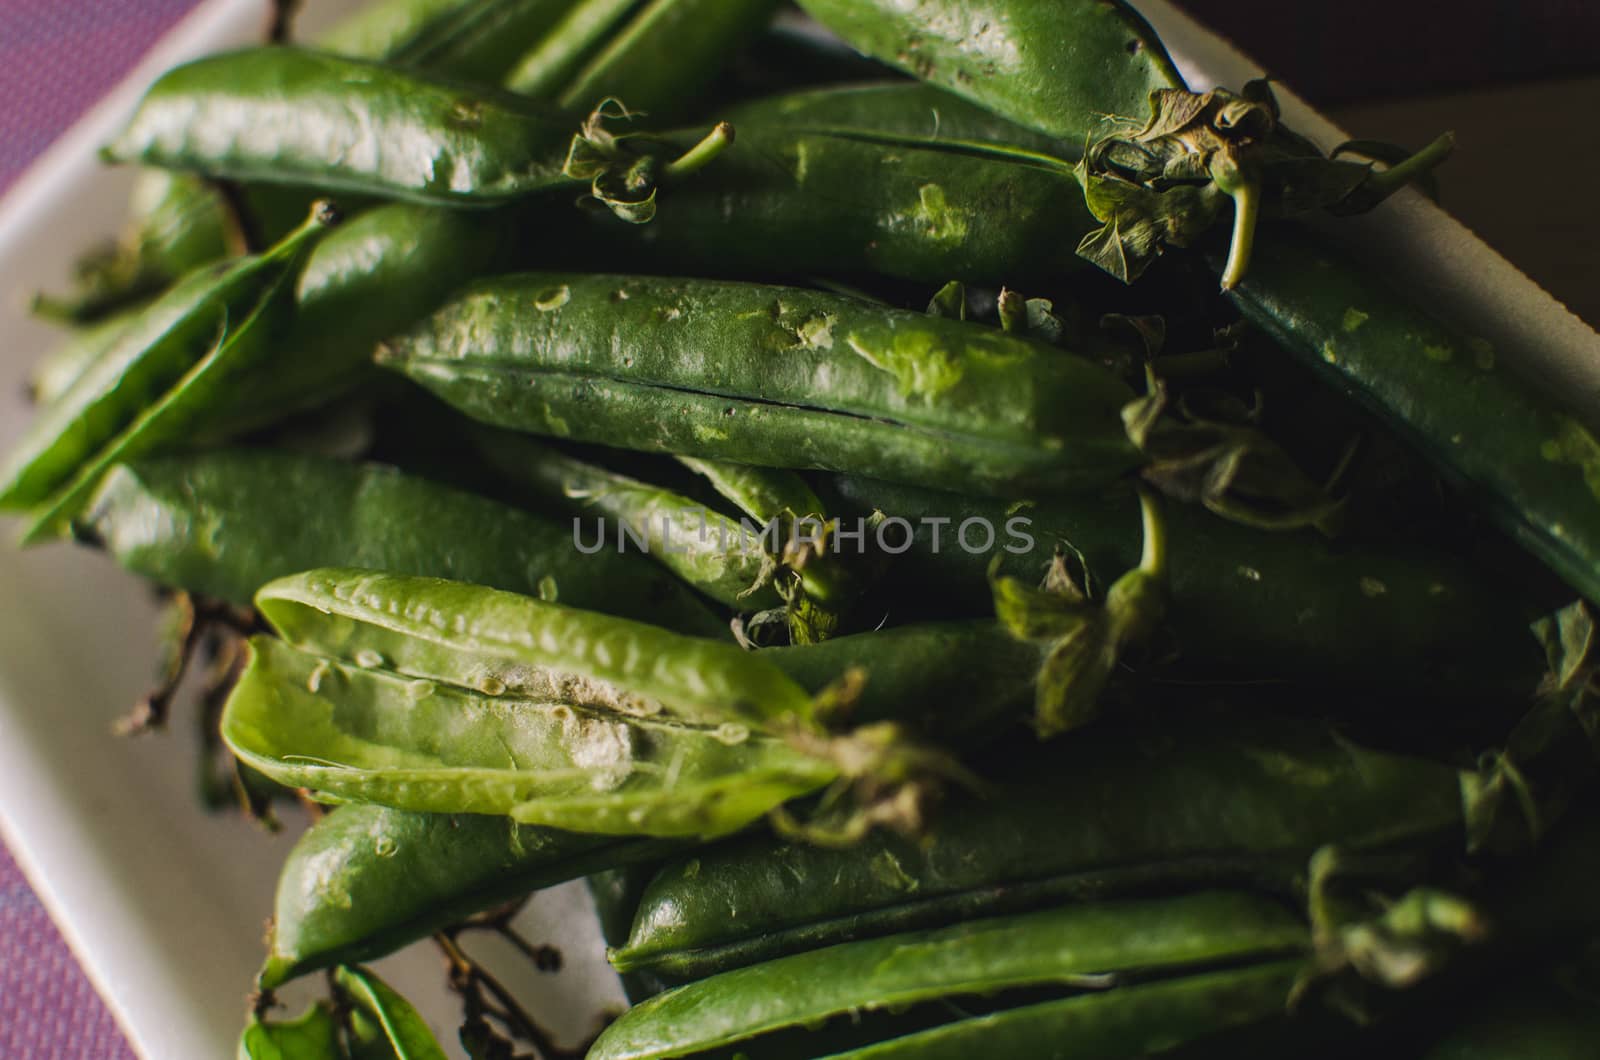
9,0,1600,1055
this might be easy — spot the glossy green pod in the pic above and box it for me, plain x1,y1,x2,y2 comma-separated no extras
470,429,786,612
590,891,1306,1059
818,961,1303,1060
331,0,581,84
221,635,838,837
77,448,724,637
825,474,1547,707
254,568,812,727
555,84,1100,288
103,49,582,205
795,0,1600,607
613,712,1466,978
0,209,328,511
380,272,1140,497
259,802,672,988
15,208,338,543
765,620,1041,740
26,303,148,407
792,0,1181,145
1233,234,1600,607
550,0,780,120
209,202,518,431
502,0,643,97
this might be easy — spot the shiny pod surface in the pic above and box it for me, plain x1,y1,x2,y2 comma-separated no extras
255,568,812,726
381,273,1140,496
79,448,724,636
827,474,1547,706
793,0,1183,142
221,634,838,837
260,802,672,988
104,48,580,204
591,891,1306,1059
614,713,1466,977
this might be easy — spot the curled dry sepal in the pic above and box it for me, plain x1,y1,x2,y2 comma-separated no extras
1075,79,1454,289
1295,845,1491,1021
563,99,736,224
990,489,1167,738
1123,364,1343,533
1463,600,1600,855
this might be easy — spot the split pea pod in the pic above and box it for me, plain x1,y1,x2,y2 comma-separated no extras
0,212,323,510
612,712,1467,979
253,568,810,727
205,201,518,431
379,273,1141,497
221,633,837,837
590,892,1307,1059
25,302,148,407
825,474,1547,707
258,802,675,989
9,206,338,543
76,447,726,634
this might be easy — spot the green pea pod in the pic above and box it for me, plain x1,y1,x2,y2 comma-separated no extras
765,621,1041,740
0,207,328,511
503,0,643,98
613,712,1466,978
820,961,1303,1060
259,802,673,989
721,82,1071,149
469,428,785,612
36,174,329,327
556,85,1099,288
826,475,1547,708
254,568,811,727
221,635,837,837
77,448,725,637
1232,234,1600,607
334,0,581,84
675,455,824,528
590,891,1306,1059
239,1001,343,1060
11,208,338,544
380,273,1139,497
333,966,449,1060
793,0,1181,147
104,49,581,205
26,302,148,407
209,203,518,432
551,0,780,121
53,0,577,326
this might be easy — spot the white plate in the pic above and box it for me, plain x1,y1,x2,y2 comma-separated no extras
0,3,622,1058
1,3,1596,1058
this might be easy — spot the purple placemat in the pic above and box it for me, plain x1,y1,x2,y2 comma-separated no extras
0,0,203,196
1,6,203,1056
